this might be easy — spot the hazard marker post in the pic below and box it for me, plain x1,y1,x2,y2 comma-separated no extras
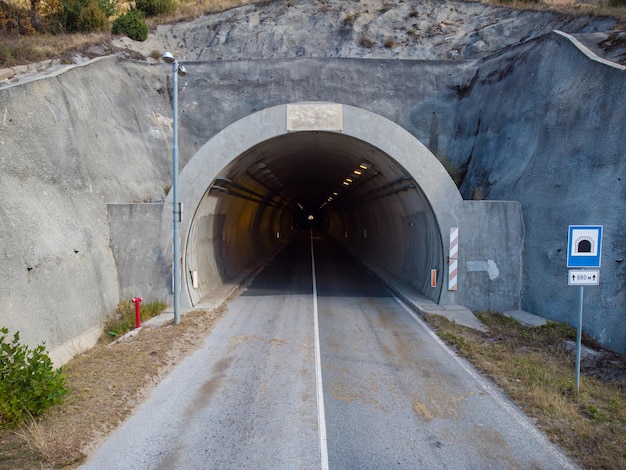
448,227,458,291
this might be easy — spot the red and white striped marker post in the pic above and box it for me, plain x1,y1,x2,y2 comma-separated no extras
449,227,458,291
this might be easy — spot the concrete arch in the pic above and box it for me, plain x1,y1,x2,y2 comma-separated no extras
162,102,464,308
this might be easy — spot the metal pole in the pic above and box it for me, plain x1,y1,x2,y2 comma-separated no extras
575,285,583,391
172,60,180,325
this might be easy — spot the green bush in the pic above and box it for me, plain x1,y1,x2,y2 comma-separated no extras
56,0,113,33
112,8,148,41
135,0,176,17
0,328,67,428
77,0,109,32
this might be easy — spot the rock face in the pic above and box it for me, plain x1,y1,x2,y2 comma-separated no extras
1,0,625,360
152,0,617,61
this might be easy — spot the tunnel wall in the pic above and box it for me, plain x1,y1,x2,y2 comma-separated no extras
185,190,290,304
328,188,445,299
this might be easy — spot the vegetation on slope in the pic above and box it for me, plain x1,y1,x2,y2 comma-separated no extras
1,0,625,68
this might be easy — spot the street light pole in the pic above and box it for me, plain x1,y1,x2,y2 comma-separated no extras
162,51,187,325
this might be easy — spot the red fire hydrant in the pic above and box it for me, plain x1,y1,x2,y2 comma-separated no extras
131,297,143,329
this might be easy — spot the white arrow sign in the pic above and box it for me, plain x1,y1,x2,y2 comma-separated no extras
568,269,599,286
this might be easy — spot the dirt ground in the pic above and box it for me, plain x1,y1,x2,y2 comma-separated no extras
0,304,230,469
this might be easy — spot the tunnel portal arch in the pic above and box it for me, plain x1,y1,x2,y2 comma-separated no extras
163,103,463,308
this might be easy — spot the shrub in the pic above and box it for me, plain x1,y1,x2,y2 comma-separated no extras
112,8,148,41
77,0,109,32
135,0,176,17
0,328,67,428
56,0,114,33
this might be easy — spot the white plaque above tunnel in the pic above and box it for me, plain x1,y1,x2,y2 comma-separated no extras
286,103,343,132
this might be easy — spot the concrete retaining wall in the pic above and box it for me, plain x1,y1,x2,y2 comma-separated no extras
107,203,169,302
0,57,173,360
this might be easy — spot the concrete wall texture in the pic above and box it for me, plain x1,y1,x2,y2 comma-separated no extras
0,30,624,360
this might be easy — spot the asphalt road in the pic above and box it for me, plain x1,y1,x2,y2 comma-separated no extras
81,232,577,469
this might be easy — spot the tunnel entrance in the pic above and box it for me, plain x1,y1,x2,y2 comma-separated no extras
167,103,463,308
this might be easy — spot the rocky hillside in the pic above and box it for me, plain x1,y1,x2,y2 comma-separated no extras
126,0,624,62
4,0,625,86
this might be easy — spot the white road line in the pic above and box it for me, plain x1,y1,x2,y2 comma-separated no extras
310,232,329,470
394,297,578,470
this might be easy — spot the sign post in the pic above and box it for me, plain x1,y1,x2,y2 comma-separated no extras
567,225,602,392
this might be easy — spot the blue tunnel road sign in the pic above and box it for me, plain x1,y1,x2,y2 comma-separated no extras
567,225,602,268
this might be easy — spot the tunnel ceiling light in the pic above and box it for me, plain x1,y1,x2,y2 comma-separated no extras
333,192,338,196
346,178,353,183
353,170,362,175
359,162,372,170
342,181,350,186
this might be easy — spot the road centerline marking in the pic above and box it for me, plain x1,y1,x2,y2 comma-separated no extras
310,232,329,470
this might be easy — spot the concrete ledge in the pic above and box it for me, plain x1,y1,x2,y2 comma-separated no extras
503,310,548,328
49,326,102,368
362,259,489,332
554,30,626,71
418,304,488,332
0,68,15,81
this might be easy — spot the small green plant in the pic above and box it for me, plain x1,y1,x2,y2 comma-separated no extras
135,0,177,17
0,328,67,428
586,404,608,423
438,332,466,350
111,8,148,41
105,299,167,339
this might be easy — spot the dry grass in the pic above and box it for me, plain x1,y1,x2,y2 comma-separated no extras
424,312,626,470
0,304,229,469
